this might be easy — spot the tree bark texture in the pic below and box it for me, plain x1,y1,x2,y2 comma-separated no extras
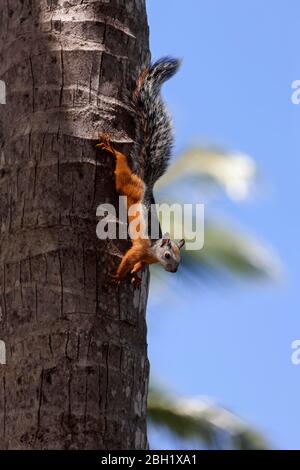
0,0,150,450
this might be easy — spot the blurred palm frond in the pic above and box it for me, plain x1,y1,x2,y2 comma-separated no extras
154,146,281,281
148,388,269,450
182,222,281,280
157,148,257,201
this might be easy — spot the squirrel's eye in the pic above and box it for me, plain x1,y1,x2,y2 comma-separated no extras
165,252,171,260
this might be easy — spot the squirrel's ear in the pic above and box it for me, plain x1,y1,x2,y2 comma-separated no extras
161,232,170,247
177,239,185,249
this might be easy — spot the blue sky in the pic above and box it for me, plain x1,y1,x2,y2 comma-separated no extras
146,0,300,449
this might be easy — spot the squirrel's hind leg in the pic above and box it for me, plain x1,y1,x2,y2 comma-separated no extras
96,133,116,156
97,134,144,205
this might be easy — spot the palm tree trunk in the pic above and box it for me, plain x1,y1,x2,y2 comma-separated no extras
0,0,150,450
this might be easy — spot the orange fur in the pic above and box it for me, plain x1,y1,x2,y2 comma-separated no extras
96,134,158,285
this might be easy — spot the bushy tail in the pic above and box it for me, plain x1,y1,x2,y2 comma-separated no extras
133,57,180,188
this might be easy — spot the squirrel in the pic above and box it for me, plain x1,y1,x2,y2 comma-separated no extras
96,57,185,288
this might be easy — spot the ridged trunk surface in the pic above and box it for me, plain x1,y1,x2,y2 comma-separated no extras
0,0,150,449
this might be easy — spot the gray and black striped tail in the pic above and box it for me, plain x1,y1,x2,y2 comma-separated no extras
133,57,181,190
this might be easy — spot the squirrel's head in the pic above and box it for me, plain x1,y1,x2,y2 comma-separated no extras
153,233,185,273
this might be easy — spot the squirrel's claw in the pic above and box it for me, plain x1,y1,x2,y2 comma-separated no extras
96,133,115,155
108,273,121,286
95,142,105,150
108,273,141,289
131,275,141,289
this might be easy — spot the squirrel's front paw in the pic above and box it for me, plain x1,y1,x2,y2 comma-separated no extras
108,273,121,286
131,275,141,289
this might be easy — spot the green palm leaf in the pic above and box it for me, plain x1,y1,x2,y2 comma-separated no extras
153,216,281,281
148,388,269,450
157,148,257,201
152,146,280,281
183,222,281,280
